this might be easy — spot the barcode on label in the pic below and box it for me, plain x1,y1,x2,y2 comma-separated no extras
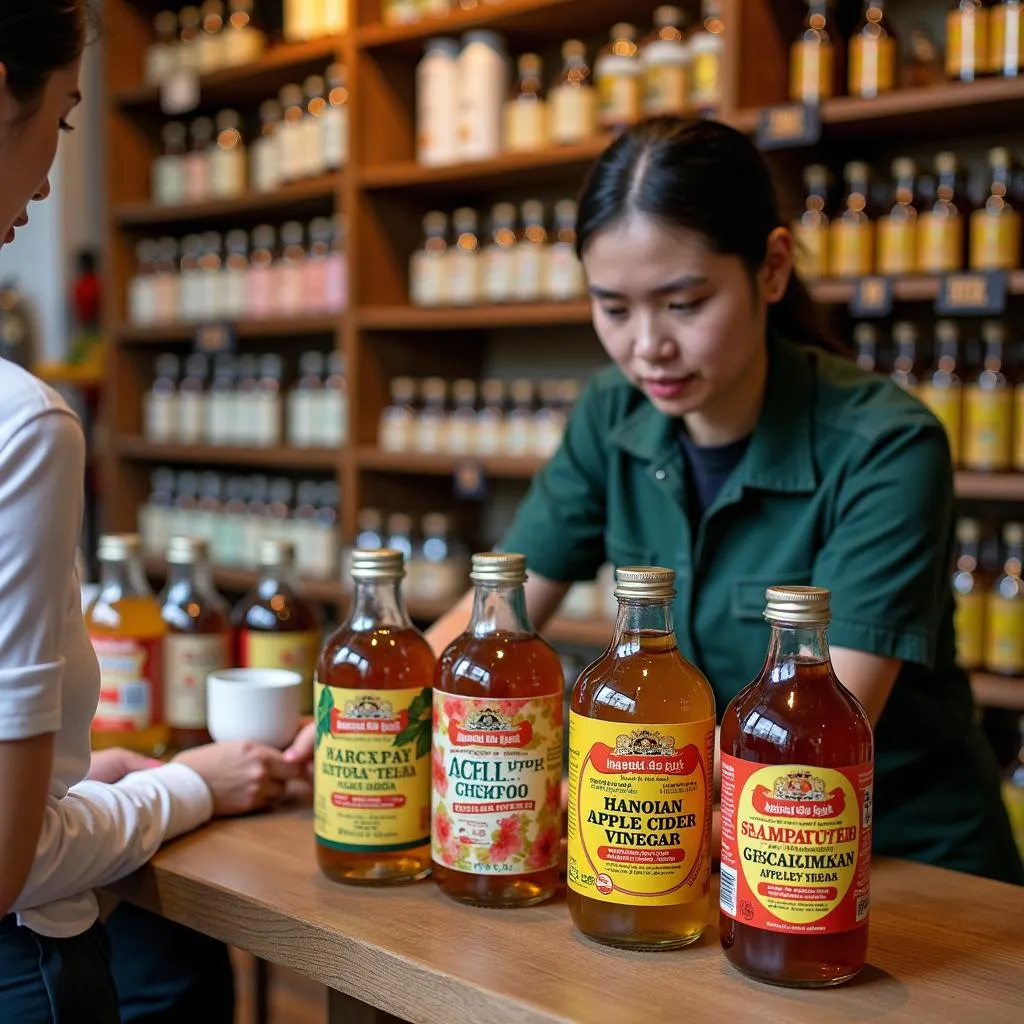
122,683,149,711
862,785,873,828
720,864,738,917
856,894,870,922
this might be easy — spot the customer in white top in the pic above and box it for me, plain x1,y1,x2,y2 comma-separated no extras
0,5,300,1020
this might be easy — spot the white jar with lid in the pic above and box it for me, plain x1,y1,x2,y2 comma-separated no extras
417,37,461,167
457,31,508,162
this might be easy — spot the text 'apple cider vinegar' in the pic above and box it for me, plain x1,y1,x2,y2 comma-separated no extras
432,552,564,908
567,566,715,950
720,586,873,987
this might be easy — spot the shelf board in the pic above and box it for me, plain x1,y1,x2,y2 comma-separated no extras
113,316,340,344
970,672,1024,711
118,438,340,470
145,558,344,604
356,447,543,478
358,302,591,330
113,175,339,228
955,472,1024,501
811,272,1024,306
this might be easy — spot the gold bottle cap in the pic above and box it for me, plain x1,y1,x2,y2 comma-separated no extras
614,566,677,600
350,548,405,580
98,533,142,562
471,552,527,584
957,518,981,544
167,535,209,565
764,586,831,625
257,538,295,568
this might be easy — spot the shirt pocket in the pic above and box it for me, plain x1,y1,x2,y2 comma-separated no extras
731,569,815,621
603,532,652,570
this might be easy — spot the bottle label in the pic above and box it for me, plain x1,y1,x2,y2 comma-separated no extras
566,713,714,907
876,219,917,276
792,223,829,280
970,211,1021,271
720,757,873,935
986,596,1024,673
790,42,833,103
431,692,563,875
549,86,597,145
963,387,1013,470
916,215,964,273
598,74,640,128
239,629,319,712
164,633,230,729
1015,387,1024,471
849,35,895,96
830,222,873,278
92,636,164,733
947,10,989,78
643,65,688,116
919,383,962,465
954,590,986,669
691,51,719,108
314,683,432,851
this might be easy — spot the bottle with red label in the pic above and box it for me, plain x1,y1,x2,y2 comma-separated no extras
86,534,170,756
232,539,322,715
158,535,232,750
314,549,435,885
432,552,564,908
567,567,715,950
720,586,873,988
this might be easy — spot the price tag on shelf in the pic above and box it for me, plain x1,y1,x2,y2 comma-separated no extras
935,271,1008,316
193,324,237,355
160,71,200,116
849,277,894,318
453,462,488,500
755,103,822,151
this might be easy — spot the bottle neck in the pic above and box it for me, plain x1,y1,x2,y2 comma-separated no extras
764,622,831,681
612,596,675,654
100,557,153,600
468,582,533,637
257,561,299,595
167,560,217,596
349,578,413,630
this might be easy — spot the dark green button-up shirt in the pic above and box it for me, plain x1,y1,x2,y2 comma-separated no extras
503,336,1022,883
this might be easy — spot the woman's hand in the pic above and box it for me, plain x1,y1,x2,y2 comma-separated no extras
173,741,303,816
282,720,316,782
88,748,162,785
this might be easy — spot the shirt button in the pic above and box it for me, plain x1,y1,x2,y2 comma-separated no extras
655,469,667,481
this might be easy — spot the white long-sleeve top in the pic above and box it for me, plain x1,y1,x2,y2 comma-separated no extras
0,361,213,938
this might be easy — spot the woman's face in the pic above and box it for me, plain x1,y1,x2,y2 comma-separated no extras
0,58,82,247
582,213,791,428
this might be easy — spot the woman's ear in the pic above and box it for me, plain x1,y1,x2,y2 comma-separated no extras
761,227,794,304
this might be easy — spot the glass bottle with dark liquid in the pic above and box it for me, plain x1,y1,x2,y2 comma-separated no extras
432,553,564,908
315,549,435,885
567,567,715,950
720,586,873,988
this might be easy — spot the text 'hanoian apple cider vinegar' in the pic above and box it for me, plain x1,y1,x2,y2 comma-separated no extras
315,549,434,885
567,567,715,950
720,587,873,988
432,553,564,908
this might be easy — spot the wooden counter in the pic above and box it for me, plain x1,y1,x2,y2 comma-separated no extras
109,802,1024,1024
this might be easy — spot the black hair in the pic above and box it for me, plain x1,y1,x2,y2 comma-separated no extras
0,1,94,114
577,117,841,355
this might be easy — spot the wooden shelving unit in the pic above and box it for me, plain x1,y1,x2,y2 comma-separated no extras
117,437,341,470
113,316,340,345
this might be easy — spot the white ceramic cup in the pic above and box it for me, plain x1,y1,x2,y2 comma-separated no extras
206,668,303,749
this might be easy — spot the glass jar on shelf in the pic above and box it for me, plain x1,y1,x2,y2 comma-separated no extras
153,122,188,207
144,353,180,444
475,378,506,455
380,377,417,452
504,379,536,457
410,211,450,307
504,53,547,153
548,39,597,145
447,207,482,307
515,200,547,303
416,377,449,453
483,202,518,304
210,109,246,199
222,0,267,67
447,378,479,454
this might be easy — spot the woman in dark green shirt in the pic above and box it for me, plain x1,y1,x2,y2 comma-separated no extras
425,117,1022,885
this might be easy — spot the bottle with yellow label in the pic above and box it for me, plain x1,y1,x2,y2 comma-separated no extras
568,567,715,950
920,320,964,465
876,158,919,276
953,518,987,670
986,523,1024,675
791,0,838,104
948,0,990,81
315,549,435,885
830,162,874,278
595,23,641,131
917,152,967,274
641,6,690,118
689,0,724,115
890,321,922,396
853,322,880,373
849,1,897,98
971,147,1022,271
793,164,833,280
963,320,1014,471
990,0,1024,76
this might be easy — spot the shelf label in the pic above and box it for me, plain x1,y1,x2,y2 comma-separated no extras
160,71,200,116
849,277,894,318
193,323,237,355
453,462,487,500
756,104,822,151
935,272,1008,316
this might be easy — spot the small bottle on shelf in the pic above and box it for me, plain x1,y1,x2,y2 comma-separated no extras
476,379,506,455
246,224,278,319
546,199,585,301
178,234,205,322
385,514,415,565
876,158,919,277
322,63,350,170
221,228,249,321
265,478,295,546
457,31,508,162
211,476,245,568
953,518,987,671
417,38,461,167
853,322,879,373
947,0,990,82
234,354,260,446
128,240,159,327
144,353,180,444
970,147,1021,271
206,354,238,446
288,351,325,448
325,214,349,314
447,207,483,307
409,514,468,604
595,23,642,132
916,152,967,274
790,0,838,105
279,83,308,182
515,200,548,303
177,353,208,446
505,379,536,456
919,320,963,466
380,377,418,452
849,1,897,99
197,1,226,74
252,99,284,193
210,109,246,199
447,378,479,455
196,231,224,322
548,40,598,146
410,211,450,307
689,0,724,115
309,480,341,579
890,321,921,396
416,377,449,453
905,25,945,87
986,523,1024,675
153,122,188,207
532,379,567,457
170,471,201,540
283,0,324,43
276,221,308,317
185,117,215,204
792,164,832,281
254,354,284,446
963,321,1014,472
356,508,385,550
178,6,203,74
504,53,547,153
292,480,321,577
222,0,267,68
482,202,518,304
153,238,181,324
146,10,181,86
318,350,348,448
194,473,223,547
990,0,1024,77
830,162,874,279
303,75,329,179
641,6,691,118
323,0,347,35
139,469,177,560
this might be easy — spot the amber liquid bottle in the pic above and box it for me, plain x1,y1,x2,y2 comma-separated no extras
970,147,1022,270
86,534,170,756
963,321,1014,472
315,549,435,885
876,158,918,276
890,321,921,397
792,164,832,281
232,539,323,714
159,535,232,750
919,320,964,466
916,152,967,273
830,162,874,278
986,522,1024,675
849,1,897,98
953,518,987,670
791,0,838,104
567,567,715,950
432,553,564,908
947,0,990,81
720,587,873,988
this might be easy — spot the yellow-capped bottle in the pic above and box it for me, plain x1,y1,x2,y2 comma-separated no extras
793,164,832,280
849,1,897,98
830,162,874,278
567,567,715,950
990,0,1024,76
919,320,964,466
876,158,918,276
970,147,1022,271
986,523,1024,675
917,152,967,274
953,518,987,670
948,0,990,81
791,0,838,104
963,321,1014,471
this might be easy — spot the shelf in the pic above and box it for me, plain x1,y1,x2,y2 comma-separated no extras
113,175,339,228
970,672,1024,711
114,316,341,344
955,473,1024,502
356,447,543,478
811,272,1024,306
358,303,591,330
144,558,344,604
118,438,340,470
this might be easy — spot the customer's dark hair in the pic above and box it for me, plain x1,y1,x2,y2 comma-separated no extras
0,1,94,113
577,117,841,354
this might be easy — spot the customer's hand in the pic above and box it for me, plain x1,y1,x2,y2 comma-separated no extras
282,720,316,782
88,748,162,784
173,741,303,816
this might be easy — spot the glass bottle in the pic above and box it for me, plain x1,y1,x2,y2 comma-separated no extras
129,239,158,327
233,353,259,446
689,0,725,115
963,320,1013,471
876,158,918,276
546,199,585,301
210,109,246,199
916,152,967,274
315,549,434,885
144,353,180,444
505,379,536,456
432,553,564,907
356,509,384,550
205,354,236,446
303,74,328,179
178,6,203,74
385,513,415,566
720,586,873,987
504,54,547,153
310,480,340,579
416,377,449,453
176,353,207,447
159,535,231,749
532,379,566,457
905,25,945,87
146,10,181,86
153,122,188,207
568,566,715,949
953,518,987,670
178,234,203,323
255,354,284,446
325,213,349,314
276,221,307,317
220,228,248,322
222,0,267,68
849,1,897,98
279,83,307,183
233,538,323,713
246,224,277,319
986,523,1024,675
139,469,177,560
830,162,874,278
447,208,482,307
852,323,879,373
412,514,468,604
380,377,417,452
990,0,1024,76
970,147,1022,271
252,99,283,193
289,351,324,448
186,117,215,204
793,164,832,281
947,0,990,82
548,40,598,146
641,6,690,118
318,350,348,448
153,237,181,325
86,534,171,756
791,1,838,104
476,379,506,455
241,475,270,569
447,378,479,455
890,321,921,396
919,321,964,466
170,471,201,540
322,63,349,170
264,477,295,547
197,231,224,323
483,203,518,304
197,0,226,74
515,200,547,303
595,24,642,131
410,211,450,307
